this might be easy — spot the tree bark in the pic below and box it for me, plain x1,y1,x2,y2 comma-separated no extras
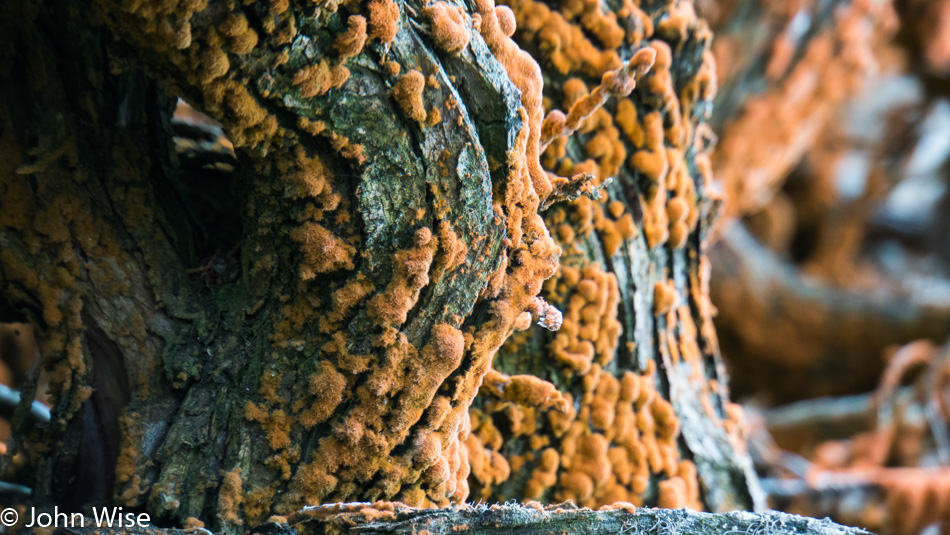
2,0,766,532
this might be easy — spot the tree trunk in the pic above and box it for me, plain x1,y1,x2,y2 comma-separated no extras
0,0,827,532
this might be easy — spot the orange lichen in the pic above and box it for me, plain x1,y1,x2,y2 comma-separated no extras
297,118,366,163
631,112,668,183
365,228,437,328
473,159,711,509
434,221,467,280
320,275,375,332
199,46,230,82
260,371,284,405
245,402,292,450
285,145,332,199
524,447,560,498
425,2,472,54
391,70,427,125
565,362,681,504
218,468,244,527
299,362,347,428
68,0,731,522
293,60,351,98
334,15,368,59
483,369,571,413
367,0,400,43
652,280,677,316
385,60,402,76
466,421,514,497
220,82,279,148
540,47,655,150
712,0,890,220
244,487,279,527
475,0,552,199
777,336,950,533
426,106,442,126
221,13,259,55
113,415,146,505
183,518,204,529
500,0,621,77
290,222,356,278
420,324,466,386
549,264,621,374
560,0,625,49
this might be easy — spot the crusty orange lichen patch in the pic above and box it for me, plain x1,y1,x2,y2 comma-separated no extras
549,263,621,375
367,227,437,327
469,351,699,508
219,81,280,149
481,368,571,413
475,0,552,199
298,117,367,164
288,322,472,508
113,414,146,505
434,221,467,281
245,402,292,450
290,222,356,278
540,47,654,151
712,0,889,221
221,13,259,55
183,517,205,529
420,323,466,387
500,0,621,77
285,145,332,199
320,274,375,332
299,361,347,428
392,70,428,125
425,2,472,54
653,280,677,316
218,467,244,526
0,122,114,419
367,0,400,43
426,106,442,126
334,15,368,59
293,60,351,99
260,370,284,405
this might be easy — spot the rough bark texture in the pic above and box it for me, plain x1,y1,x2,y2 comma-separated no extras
44,504,872,535
289,503,872,535
0,0,781,533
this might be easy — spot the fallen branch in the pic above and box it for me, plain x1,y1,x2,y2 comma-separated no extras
286,502,871,534
41,503,872,535
711,223,950,402
0,383,50,424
